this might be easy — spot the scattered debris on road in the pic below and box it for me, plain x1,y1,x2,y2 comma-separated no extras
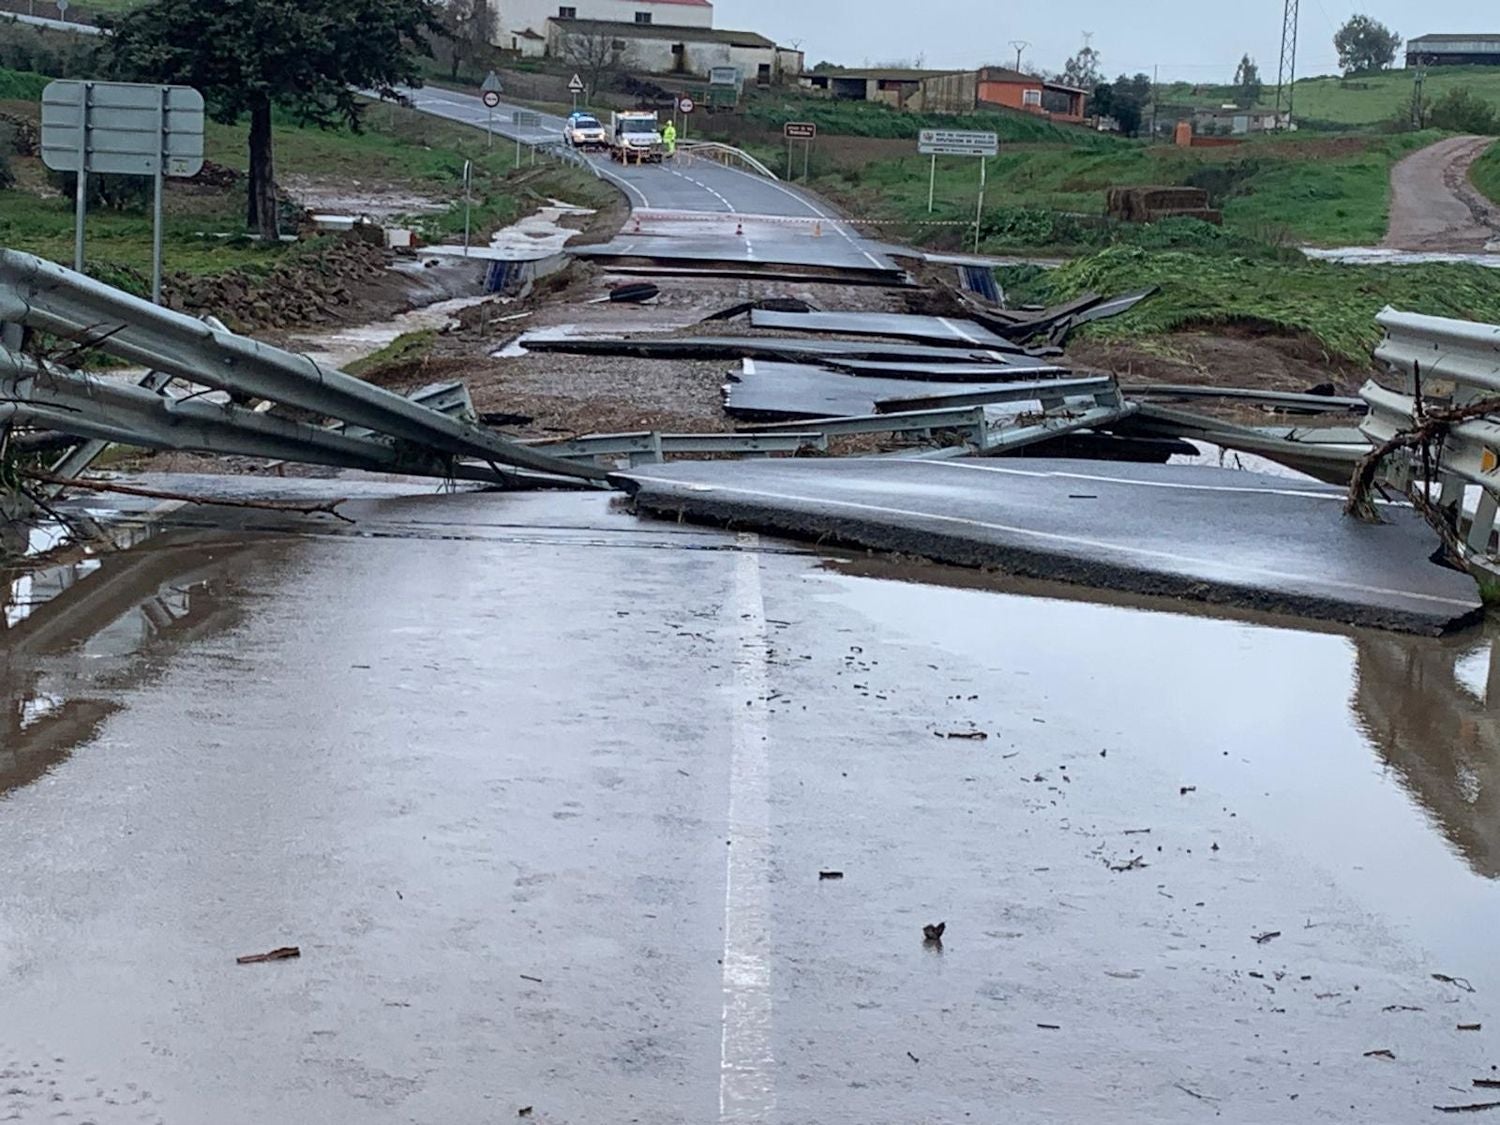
236,946,301,965
1434,973,1477,992
1434,1101,1500,1115
1252,930,1282,945
818,870,844,881
922,922,946,944
1364,1049,1396,1060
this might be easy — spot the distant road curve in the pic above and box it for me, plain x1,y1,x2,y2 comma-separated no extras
1383,135,1500,253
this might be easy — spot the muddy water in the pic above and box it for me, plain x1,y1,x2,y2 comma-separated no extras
2,492,1498,1120
824,558,1500,997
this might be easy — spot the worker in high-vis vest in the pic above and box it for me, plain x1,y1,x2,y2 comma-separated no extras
662,120,677,158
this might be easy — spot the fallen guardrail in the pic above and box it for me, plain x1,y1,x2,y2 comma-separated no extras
0,248,608,485
1357,306,1500,579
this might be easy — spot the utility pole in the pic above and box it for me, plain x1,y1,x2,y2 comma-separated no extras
1411,57,1427,128
1275,0,1300,128
1009,40,1029,72
1151,64,1159,138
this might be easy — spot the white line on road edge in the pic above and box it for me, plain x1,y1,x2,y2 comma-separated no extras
719,536,775,1122
623,477,1478,609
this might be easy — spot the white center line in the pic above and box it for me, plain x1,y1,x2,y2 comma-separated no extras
719,537,775,1122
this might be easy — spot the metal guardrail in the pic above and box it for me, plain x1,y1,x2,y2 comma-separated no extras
741,393,1134,458
1362,306,1500,568
529,430,828,467
0,248,607,484
676,141,780,181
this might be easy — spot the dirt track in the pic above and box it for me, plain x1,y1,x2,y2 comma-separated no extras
1383,134,1500,252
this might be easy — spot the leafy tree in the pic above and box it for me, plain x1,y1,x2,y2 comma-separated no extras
1233,54,1262,107
440,0,497,83
1334,14,1401,75
1062,46,1102,92
1427,87,1499,133
1105,72,1153,136
108,0,441,241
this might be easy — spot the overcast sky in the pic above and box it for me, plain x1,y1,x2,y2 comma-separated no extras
713,0,1490,82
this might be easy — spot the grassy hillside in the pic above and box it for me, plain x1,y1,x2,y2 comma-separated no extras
809,131,1436,249
0,66,48,101
1474,142,1500,205
0,73,605,276
742,93,1116,147
1000,247,1500,362
1161,66,1500,127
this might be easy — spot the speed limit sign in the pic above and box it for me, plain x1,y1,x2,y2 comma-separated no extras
678,96,695,114
482,90,501,109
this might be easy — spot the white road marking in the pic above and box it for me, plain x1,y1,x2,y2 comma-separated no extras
935,317,985,345
719,536,776,1122
623,477,1478,609
905,458,1353,502
703,162,890,269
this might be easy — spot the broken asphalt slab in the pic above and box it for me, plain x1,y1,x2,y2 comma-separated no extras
723,361,1104,422
615,457,1484,634
747,309,1016,349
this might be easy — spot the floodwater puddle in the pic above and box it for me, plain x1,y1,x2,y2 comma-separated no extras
820,555,1500,995
1,520,263,797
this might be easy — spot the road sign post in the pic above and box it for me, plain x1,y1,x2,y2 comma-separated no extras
783,121,816,182
480,72,502,152
568,73,585,111
462,159,472,257
917,129,998,250
42,79,204,300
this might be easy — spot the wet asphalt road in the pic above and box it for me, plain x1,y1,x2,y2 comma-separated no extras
395,85,899,273
3,481,1499,1123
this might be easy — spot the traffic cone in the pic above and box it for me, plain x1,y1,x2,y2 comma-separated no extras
812,222,822,238
633,215,642,233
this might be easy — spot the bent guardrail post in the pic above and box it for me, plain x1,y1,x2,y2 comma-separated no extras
1360,306,1500,581
0,248,608,484
0,346,514,483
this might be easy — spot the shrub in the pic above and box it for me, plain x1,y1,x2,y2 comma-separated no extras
1428,88,1499,134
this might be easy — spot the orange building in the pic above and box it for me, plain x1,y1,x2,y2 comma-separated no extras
975,67,1087,123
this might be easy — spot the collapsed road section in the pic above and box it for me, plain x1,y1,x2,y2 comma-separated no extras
615,456,1483,635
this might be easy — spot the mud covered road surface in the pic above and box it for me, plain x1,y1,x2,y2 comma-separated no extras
1384,135,1500,253
2,482,1499,1123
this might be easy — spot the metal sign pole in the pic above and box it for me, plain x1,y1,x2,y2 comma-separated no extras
487,105,493,150
803,138,810,181
151,86,166,303
462,160,472,257
928,154,936,213
974,155,987,254
73,82,89,273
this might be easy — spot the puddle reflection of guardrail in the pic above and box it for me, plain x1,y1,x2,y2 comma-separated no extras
1353,629,1500,878
0,522,270,796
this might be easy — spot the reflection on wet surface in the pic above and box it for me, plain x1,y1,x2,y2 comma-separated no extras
1353,628,1500,879
1,519,268,796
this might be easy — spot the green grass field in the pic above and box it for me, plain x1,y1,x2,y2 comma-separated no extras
1,72,607,277
1473,142,1500,205
1000,246,1500,361
0,67,49,100
810,131,1436,249
1159,66,1500,127
741,94,1116,147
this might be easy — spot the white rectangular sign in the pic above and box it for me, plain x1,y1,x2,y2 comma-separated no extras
918,128,998,157
42,80,205,177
